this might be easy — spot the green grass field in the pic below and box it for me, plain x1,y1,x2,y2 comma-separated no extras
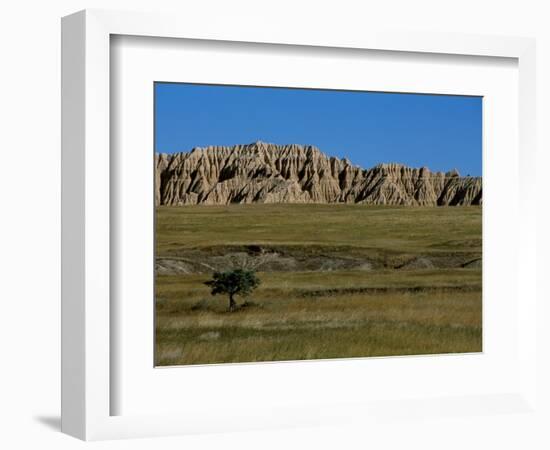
155,204,482,366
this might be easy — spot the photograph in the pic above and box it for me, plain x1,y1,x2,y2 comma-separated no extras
154,82,482,366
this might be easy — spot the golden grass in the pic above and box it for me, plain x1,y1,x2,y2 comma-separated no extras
155,204,482,366
156,269,482,366
156,204,482,255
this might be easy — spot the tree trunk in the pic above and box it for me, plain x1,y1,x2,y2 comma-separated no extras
229,293,236,311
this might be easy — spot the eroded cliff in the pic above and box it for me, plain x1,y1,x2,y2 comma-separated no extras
155,141,482,206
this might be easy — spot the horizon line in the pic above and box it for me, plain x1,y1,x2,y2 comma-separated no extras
155,141,482,177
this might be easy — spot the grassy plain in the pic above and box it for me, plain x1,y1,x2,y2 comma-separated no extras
155,204,482,366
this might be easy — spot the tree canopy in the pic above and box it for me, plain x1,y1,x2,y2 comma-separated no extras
204,269,261,311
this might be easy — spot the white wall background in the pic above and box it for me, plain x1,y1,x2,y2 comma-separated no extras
0,1,548,449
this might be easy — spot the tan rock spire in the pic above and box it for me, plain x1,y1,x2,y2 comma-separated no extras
155,142,482,206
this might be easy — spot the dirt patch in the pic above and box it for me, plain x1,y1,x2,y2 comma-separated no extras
156,251,379,275
197,331,221,341
398,257,435,270
156,245,481,275
156,258,196,275
463,258,482,269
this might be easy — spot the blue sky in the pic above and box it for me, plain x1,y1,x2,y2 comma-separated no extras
155,83,482,176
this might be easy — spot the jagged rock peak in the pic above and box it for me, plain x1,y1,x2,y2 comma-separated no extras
155,142,481,206
446,168,461,177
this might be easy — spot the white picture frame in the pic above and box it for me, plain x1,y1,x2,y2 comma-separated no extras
61,9,537,441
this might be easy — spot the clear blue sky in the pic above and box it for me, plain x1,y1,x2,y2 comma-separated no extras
155,83,482,176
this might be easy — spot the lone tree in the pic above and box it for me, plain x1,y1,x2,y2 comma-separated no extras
204,269,260,311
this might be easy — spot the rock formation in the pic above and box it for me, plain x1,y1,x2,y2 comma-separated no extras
155,141,482,206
